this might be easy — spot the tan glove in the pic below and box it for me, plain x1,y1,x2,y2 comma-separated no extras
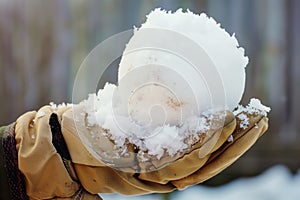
15,104,268,199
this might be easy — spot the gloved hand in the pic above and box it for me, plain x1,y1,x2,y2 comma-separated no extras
14,103,268,199
14,105,103,200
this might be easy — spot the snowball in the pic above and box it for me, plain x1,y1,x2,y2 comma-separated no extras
118,8,248,127
80,8,257,161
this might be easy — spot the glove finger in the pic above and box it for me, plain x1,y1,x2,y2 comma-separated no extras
62,105,139,171
171,115,268,189
74,164,175,195
196,111,236,158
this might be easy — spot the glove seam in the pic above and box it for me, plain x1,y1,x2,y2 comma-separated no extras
49,113,79,182
206,115,265,165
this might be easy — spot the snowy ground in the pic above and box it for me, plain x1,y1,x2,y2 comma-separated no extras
100,165,300,200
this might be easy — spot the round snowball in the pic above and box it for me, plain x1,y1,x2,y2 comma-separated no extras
118,8,248,126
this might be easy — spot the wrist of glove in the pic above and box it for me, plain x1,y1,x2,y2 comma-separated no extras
15,106,101,199
14,103,268,199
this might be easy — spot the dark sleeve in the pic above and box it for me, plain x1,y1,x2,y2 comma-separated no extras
0,124,28,200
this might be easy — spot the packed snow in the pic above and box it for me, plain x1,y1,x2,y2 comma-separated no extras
100,165,300,200
80,8,253,160
81,82,222,160
119,8,248,113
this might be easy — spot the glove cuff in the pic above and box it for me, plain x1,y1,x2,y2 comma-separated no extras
0,123,28,200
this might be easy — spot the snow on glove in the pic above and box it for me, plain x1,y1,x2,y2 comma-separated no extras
171,113,268,189
63,105,268,194
14,103,268,199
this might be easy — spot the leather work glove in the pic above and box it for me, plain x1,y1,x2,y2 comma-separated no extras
11,102,268,199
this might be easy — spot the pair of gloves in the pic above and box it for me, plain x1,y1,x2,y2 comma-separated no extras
13,103,268,199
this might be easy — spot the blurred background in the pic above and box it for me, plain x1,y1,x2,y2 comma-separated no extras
0,0,299,198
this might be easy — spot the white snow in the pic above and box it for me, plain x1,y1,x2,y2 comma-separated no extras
32,110,46,123
233,98,271,117
81,82,221,160
233,98,270,129
248,98,271,116
236,113,249,129
227,135,234,142
36,111,45,118
49,102,72,110
119,8,248,118
100,165,300,200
